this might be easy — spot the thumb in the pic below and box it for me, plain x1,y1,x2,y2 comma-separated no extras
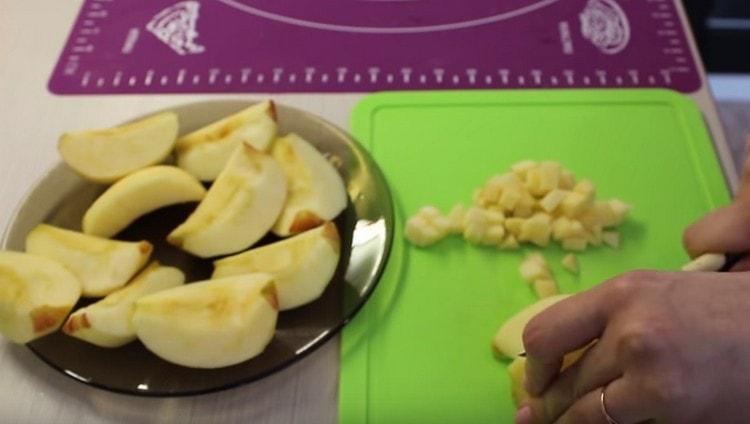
683,202,750,258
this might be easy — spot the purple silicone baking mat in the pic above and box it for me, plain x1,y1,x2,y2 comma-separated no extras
49,0,702,94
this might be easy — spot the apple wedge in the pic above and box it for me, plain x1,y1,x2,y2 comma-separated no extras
176,101,278,181
59,112,178,183
507,347,589,407
492,294,570,359
132,273,278,368
507,357,531,407
83,166,207,238
26,224,153,297
271,133,347,236
63,262,184,347
213,222,340,310
167,143,287,258
0,251,81,343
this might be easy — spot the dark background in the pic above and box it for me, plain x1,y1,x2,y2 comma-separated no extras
684,0,750,72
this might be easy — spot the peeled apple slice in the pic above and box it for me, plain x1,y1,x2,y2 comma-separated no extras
213,222,341,310
82,166,206,238
132,274,279,368
492,294,570,358
271,133,347,236
167,143,287,258
25,224,153,297
59,112,179,183
176,101,278,181
0,251,81,343
63,262,184,347
682,253,726,272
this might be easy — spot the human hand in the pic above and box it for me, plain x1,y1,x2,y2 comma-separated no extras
515,270,750,424
684,143,750,270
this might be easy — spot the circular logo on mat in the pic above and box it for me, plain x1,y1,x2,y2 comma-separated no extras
579,0,630,54
217,0,561,34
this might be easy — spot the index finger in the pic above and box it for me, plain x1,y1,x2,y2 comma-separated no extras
522,282,613,396
682,203,750,258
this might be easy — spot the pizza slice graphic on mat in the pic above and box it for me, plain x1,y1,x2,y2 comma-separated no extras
146,1,206,55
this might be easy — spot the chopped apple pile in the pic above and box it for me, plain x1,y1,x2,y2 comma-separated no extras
404,160,632,251
0,101,349,369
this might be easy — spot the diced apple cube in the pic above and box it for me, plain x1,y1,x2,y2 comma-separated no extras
561,254,579,274
499,235,519,250
474,191,492,208
463,207,489,245
482,184,502,205
559,170,576,190
553,217,586,239
519,213,552,247
485,209,505,225
562,237,588,251
513,192,536,218
608,199,632,225
447,203,466,234
573,179,596,198
585,229,603,246
463,224,484,245
539,189,568,213
538,161,561,194
511,160,537,180
602,231,620,248
419,206,442,220
416,206,450,233
560,191,593,217
519,254,551,282
533,278,559,298
432,216,452,234
499,188,522,211
579,203,605,229
524,168,544,196
553,217,586,241
472,189,482,205
552,217,571,241
504,218,525,236
526,252,546,266
484,225,506,245
489,173,522,190
405,216,446,247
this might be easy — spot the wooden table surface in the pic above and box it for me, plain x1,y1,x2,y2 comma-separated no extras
1,1,747,423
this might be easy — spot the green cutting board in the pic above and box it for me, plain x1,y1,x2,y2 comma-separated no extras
339,89,730,424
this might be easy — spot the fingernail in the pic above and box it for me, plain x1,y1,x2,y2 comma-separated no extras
515,406,533,424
